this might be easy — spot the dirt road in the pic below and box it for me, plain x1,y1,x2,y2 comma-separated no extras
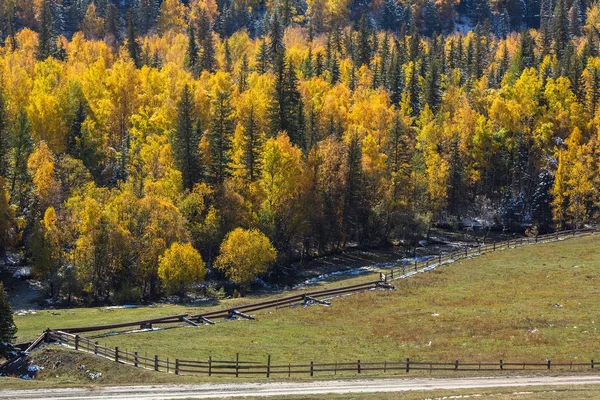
2,375,600,399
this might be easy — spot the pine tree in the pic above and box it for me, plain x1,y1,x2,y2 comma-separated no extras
540,0,553,53
209,80,234,185
421,58,442,111
239,54,250,92
186,26,200,76
0,93,7,178
315,52,324,76
104,4,120,43
343,133,364,245
381,0,401,31
268,57,304,149
127,10,141,67
67,99,86,159
38,0,58,60
9,110,32,202
198,10,216,72
269,12,285,63
356,16,371,66
569,0,583,37
174,85,202,190
423,0,440,36
137,0,160,34
224,40,233,73
255,39,270,74
0,282,17,358
553,0,569,57
242,105,262,182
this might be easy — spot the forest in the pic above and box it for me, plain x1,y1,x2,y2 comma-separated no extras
0,0,598,303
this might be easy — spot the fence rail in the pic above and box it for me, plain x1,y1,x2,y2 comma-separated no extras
383,228,597,283
46,330,600,377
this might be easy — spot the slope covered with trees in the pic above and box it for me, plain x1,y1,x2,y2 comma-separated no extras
0,0,599,303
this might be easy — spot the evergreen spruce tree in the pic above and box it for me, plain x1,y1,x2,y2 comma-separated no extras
381,0,400,31
540,0,553,53
104,4,120,43
173,85,202,190
552,0,569,57
224,40,233,73
0,282,17,358
239,54,250,92
315,52,324,76
38,0,58,60
185,26,200,77
243,105,262,182
269,13,285,63
126,10,141,67
209,84,234,185
268,57,304,148
0,93,7,178
199,10,216,72
405,61,421,116
423,0,440,36
9,110,32,201
356,16,372,66
421,57,442,111
300,47,314,78
343,133,364,245
67,99,86,159
255,39,270,74
390,46,404,105
569,0,582,37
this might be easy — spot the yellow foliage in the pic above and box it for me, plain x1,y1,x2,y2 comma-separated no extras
158,242,206,295
215,228,276,290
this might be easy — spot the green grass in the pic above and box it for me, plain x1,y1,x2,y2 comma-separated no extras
14,234,600,370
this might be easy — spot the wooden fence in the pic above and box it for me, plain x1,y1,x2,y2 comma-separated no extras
49,228,597,336
47,330,600,377
383,228,597,282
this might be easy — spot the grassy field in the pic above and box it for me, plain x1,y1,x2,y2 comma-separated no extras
13,234,600,370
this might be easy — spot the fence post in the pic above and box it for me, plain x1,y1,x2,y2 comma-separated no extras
493,242,496,251
167,358,169,374
500,360,503,370
465,247,468,257
310,361,314,377
236,353,239,378
154,355,159,371
384,361,387,373
455,360,459,370
406,358,410,373
175,359,179,375
547,359,551,369
134,352,138,368
208,356,212,376
267,355,271,378
391,269,394,280
115,347,119,363
94,341,98,355
74,335,79,350
439,253,442,264
414,259,417,271
357,360,361,374
592,359,595,369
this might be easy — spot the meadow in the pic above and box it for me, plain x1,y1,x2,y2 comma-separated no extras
15,234,600,367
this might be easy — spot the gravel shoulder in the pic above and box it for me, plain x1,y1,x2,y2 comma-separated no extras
2,375,600,399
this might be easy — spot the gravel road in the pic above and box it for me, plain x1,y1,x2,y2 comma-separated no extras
2,375,600,399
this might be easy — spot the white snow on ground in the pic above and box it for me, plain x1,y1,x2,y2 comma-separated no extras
104,305,140,310
291,266,381,289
